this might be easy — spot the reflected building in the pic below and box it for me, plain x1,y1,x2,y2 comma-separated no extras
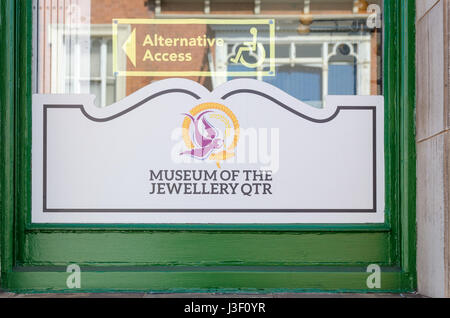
35,0,382,108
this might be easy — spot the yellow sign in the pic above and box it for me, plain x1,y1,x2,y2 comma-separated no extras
112,19,276,77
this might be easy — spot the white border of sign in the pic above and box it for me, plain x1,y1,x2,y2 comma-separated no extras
32,79,385,224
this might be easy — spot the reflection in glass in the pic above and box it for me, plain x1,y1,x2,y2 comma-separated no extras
34,0,382,108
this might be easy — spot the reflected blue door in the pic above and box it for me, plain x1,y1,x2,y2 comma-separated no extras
263,65,322,105
228,63,356,108
328,64,357,95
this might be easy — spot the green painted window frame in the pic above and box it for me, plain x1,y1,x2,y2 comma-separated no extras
0,0,416,293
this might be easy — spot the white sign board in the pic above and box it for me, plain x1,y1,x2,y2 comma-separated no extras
32,79,385,224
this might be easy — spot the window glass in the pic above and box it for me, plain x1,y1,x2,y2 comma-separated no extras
34,0,383,108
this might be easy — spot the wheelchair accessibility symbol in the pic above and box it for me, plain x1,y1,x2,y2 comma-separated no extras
230,27,266,68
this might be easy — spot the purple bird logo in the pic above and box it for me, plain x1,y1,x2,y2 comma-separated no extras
180,103,240,168
180,111,224,160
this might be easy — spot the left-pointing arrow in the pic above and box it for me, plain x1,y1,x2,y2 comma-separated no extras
122,28,136,67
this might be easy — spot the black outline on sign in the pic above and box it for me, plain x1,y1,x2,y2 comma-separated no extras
42,88,378,213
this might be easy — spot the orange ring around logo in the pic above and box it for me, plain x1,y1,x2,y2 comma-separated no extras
182,102,240,168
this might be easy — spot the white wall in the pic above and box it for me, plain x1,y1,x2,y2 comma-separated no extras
416,0,450,298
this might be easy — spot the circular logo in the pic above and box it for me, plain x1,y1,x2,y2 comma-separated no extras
180,102,240,168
